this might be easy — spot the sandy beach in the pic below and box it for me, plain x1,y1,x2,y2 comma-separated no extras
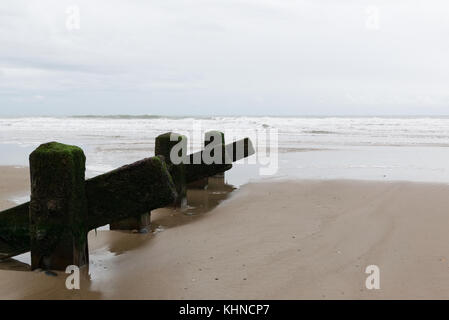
3,0,449,306
1,166,449,299
0,166,29,210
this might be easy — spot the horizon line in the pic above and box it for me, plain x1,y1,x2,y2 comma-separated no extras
2,114,449,119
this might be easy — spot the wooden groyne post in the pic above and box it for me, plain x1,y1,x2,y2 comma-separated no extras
155,132,188,207
87,155,177,231
1,143,177,270
111,131,227,230
112,132,189,230
188,131,226,189
0,135,255,270
29,142,89,270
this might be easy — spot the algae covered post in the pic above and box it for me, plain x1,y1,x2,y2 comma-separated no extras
155,132,188,206
29,142,89,271
87,155,177,230
183,138,254,183
188,131,226,189
205,130,226,180
0,135,255,266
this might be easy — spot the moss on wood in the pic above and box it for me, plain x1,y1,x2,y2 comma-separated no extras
0,137,255,261
29,142,89,270
86,155,177,229
155,132,186,162
155,132,187,205
0,203,30,256
0,156,177,257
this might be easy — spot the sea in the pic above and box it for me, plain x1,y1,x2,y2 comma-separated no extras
2,115,449,185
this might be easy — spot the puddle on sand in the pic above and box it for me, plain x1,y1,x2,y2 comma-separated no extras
0,176,236,276
183,176,236,216
150,176,236,230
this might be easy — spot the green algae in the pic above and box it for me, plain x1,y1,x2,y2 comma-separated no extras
29,142,89,270
155,132,187,206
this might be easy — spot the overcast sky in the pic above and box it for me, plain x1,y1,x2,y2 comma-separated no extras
0,0,448,116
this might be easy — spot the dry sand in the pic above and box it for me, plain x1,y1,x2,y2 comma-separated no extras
1,166,449,299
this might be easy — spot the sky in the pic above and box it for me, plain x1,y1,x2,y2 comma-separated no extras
0,0,448,116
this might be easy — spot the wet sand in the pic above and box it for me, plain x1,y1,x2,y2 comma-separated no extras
1,166,449,299
0,166,29,210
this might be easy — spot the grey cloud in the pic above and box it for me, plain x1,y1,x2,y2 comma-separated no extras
0,0,448,116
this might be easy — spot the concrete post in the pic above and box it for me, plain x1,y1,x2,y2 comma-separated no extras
29,142,89,271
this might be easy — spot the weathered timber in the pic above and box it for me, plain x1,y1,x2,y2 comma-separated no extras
184,138,255,183
110,213,150,232
206,131,226,178
188,131,226,189
0,136,255,261
86,156,177,230
0,203,30,259
29,142,89,270
112,132,186,229
0,155,177,259
225,137,255,162
155,132,187,206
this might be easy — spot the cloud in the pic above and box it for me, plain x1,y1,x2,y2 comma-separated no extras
0,0,449,115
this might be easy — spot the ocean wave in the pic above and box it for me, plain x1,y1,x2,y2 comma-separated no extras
70,115,169,120
69,115,218,120
302,130,338,135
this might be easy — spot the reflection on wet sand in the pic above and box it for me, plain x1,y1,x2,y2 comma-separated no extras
0,258,30,272
149,176,235,230
0,176,236,278
186,175,235,215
